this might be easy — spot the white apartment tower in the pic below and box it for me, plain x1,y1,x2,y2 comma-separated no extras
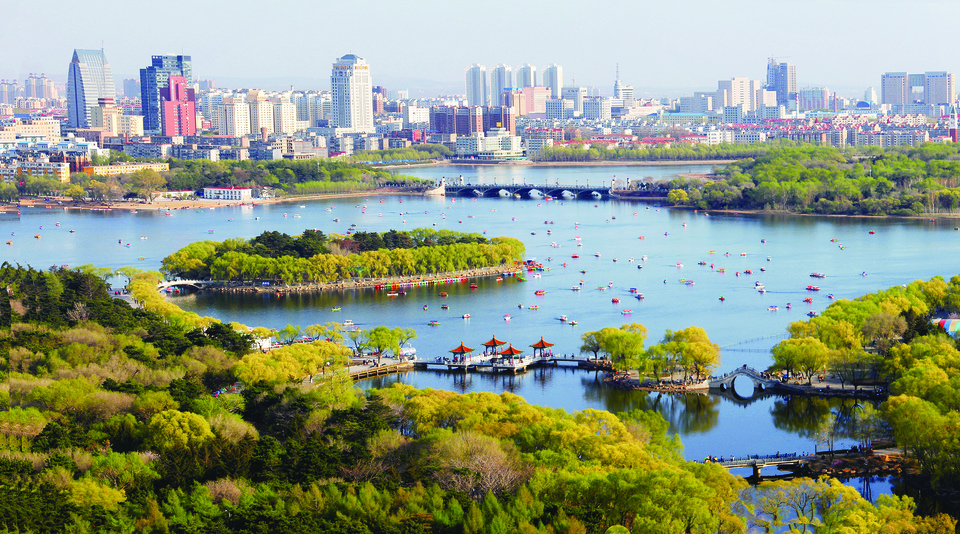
465,64,488,107
490,64,512,106
218,97,251,137
516,64,537,88
542,64,563,99
247,90,274,136
330,54,374,133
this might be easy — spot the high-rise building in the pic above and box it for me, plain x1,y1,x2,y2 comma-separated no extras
247,90,274,136
717,77,764,112
124,78,141,98
863,87,878,104
160,75,196,136
583,97,611,120
561,86,587,115
516,64,537,88
273,97,297,135
881,72,908,106
67,49,116,128
490,65,512,106
24,74,56,99
542,64,563,99
798,87,829,111
484,106,516,134
0,80,19,105
924,71,955,106
330,54,374,132
765,58,796,106
218,96,250,137
140,55,192,133
465,64,488,107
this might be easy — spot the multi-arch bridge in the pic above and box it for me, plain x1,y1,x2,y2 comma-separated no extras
443,183,612,200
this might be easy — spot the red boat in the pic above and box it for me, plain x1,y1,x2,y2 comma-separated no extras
806,285,820,291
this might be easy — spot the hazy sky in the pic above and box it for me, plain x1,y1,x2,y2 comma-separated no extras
3,0,960,98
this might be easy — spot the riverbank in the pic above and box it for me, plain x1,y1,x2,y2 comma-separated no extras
5,188,421,214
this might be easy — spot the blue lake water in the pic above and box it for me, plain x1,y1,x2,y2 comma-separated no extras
2,163,952,500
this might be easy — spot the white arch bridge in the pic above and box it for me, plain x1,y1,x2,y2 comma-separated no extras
707,366,802,399
157,279,220,291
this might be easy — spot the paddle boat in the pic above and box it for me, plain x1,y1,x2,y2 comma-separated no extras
827,294,835,299
718,296,725,301
621,309,632,314
331,307,341,312
611,298,620,303
439,292,448,297
569,320,578,325
387,292,399,297
470,283,478,290
441,304,449,310
636,293,644,300
768,306,778,311
803,297,813,303
69,229,76,233
534,290,546,295
504,314,511,321
422,305,428,310
810,272,826,278
806,285,821,291
528,305,540,310
559,315,567,322
428,320,441,326
462,314,471,319
807,311,819,317
629,288,638,293
571,286,581,291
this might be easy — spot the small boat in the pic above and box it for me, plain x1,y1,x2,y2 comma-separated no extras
534,290,546,295
868,231,875,235
629,288,638,293
504,314,511,320
569,320,578,325
803,297,813,303
387,292,399,297
343,320,354,326
572,254,580,259
34,234,40,239
571,286,581,291
5,241,11,245
611,298,620,303
496,277,503,282
470,283,478,290
331,307,341,311
806,286,821,291
441,304,449,310
439,292,448,297
718,296,725,301
697,261,707,266
684,280,695,286
807,311,819,317
809,273,826,278
636,294,644,300
428,320,441,326
768,306,778,311
423,305,429,310
69,229,76,233
744,269,752,274
594,252,601,257
559,315,567,322
528,305,540,310
621,309,632,314
827,294,835,299
462,314,471,319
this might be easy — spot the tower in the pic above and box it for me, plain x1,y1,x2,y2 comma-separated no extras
765,58,796,106
516,64,537,88
140,55,192,133
331,54,374,133
490,65,512,106
465,64,488,107
542,64,563,99
67,49,116,128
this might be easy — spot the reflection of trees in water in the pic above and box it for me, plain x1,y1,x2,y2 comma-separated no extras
580,379,721,434
770,395,833,438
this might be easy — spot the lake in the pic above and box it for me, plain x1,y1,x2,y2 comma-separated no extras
5,162,955,500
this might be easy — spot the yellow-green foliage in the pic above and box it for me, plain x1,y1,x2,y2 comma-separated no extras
234,340,352,384
146,410,215,450
68,478,126,510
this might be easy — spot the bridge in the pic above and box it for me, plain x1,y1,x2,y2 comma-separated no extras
713,453,807,479
443,183,612,200
157,279,220,291
707,366,803,399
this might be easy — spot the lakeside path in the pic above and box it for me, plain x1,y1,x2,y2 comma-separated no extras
378,159,734,169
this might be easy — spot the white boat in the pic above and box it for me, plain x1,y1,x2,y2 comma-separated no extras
399,344,417,360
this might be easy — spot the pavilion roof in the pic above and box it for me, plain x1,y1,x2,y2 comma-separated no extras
449,342,474,354
482,335,507,347
530,336,554,349
500,343,523,356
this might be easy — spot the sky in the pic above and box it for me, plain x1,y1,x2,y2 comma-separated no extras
3,0,960,99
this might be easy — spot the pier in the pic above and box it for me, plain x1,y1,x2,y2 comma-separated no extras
414,354,612,374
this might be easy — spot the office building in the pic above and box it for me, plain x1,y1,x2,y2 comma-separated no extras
881,72,908,106
765,58,796,106
140,55,192,133
484,106,516,134
864,87,878,104
273,98,297,135
924,71,955,106
583,97,611,120
561,86,587,114
716,77,764,112
330,54,374,132
490,65,512,106
465,64,488,107
516,64,536,88
798,87,829,111
67,49,116,128
160,75,196,136
247,90,273,136
542,64,563,99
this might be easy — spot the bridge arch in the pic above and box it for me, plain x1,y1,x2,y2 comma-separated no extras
709,366,779,400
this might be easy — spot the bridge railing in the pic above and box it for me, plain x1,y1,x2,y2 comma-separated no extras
710,452,803,467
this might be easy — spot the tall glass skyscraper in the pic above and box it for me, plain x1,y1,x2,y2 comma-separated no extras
67,49,116,128
330,54,374,133
140,55,192,133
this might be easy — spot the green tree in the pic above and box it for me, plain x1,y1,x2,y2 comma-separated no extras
146,410,215,451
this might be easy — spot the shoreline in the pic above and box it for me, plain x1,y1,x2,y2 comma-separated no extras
6,188,421,213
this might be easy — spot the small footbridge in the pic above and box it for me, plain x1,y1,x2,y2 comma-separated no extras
708,366,781,397
157,279,219,291
713,453,807,479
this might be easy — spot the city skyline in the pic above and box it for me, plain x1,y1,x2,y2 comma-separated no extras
3,0,960,98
